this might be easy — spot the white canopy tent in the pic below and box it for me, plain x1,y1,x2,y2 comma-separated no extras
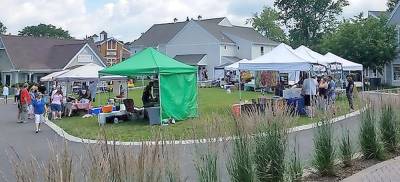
295,46,333,66
239,43,317,72
224,59,249,71
54,63,125,82
40,70,70,82
324,52,363,71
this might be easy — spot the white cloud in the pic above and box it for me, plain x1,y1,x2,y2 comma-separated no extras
0,0,388,42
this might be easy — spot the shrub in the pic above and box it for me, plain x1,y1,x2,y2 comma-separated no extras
340,128,353,167
254,123,287,182
227,119,254,182
360,107,384,160
380,104,398,153
312,121,335,176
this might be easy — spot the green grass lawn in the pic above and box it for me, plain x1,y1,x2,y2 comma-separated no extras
54,88,356,141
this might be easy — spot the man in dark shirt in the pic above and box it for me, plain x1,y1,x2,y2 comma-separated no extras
142,81,154,107
346,75,355,111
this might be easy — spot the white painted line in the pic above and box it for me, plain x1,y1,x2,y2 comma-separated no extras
44,109,362,146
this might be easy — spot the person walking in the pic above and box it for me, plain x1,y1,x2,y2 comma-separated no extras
19,83,31,123
32,93,47,133
346,75,355,111
318,78,328,110
327,75,337,114
14,85,20,104
2,84,9,104
51,90,63,120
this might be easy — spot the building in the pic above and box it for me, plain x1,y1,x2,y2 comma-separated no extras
368,5,400,86
0,35,106,86
90,31,131,66
130,17,279,80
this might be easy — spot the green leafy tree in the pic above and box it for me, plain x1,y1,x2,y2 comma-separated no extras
247,7,287,43
388,0,400,12
274,0,349,48
0,21,6,34
319,15,398,72
18,24,72,39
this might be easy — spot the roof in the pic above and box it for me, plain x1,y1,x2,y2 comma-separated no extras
100,47,196,76
368,11,389,18
174,54,206,66
222,56,241,63
100,31,107,34
389,2,400,24
132,17,277,47
0,35,91,70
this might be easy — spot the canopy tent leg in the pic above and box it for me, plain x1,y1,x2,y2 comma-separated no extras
239,70,242,116
158,73,162,124
361,69,364,91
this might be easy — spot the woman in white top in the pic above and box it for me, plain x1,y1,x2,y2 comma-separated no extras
2,85,9,104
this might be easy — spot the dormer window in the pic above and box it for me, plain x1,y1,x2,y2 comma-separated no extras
224,45,227,50
107,40,117,50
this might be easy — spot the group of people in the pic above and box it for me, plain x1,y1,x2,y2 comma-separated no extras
301,74,355,117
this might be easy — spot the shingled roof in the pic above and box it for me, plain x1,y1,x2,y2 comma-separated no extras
132,17,277,47
0,35,103,70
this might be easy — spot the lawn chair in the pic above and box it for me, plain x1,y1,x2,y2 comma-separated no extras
123,99,143,120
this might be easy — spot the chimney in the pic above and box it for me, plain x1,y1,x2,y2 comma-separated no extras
186,17,189,21
197,15,202,20
173,18,178,23
100,31,107,41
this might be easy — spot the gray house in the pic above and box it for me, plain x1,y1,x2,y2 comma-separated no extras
130,17,279,80
0,35,106,86
368,5,400,86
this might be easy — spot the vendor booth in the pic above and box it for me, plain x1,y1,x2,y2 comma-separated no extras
325,52,364,89
99,47,198,124
237,43,324,116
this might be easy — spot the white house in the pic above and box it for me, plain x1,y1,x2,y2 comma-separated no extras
368,5,400,86
0,35,106,86
130,17,279,79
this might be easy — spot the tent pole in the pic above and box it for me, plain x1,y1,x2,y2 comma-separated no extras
309,69,313,118
239,70,242,116
158,73,162,124
361,69,364,91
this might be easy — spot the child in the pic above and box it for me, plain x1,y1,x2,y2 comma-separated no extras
32,93,47,133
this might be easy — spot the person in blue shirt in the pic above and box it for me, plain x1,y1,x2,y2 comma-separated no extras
32,93,47,133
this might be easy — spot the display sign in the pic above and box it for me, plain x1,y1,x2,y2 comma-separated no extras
279,73,289,85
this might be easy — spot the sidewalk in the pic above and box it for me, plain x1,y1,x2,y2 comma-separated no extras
342,156,400,182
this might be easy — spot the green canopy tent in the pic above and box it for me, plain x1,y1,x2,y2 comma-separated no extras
99,48,198,123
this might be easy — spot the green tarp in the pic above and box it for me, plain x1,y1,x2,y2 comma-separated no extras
99,48,198,122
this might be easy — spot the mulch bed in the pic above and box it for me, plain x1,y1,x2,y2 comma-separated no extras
303,151,400,182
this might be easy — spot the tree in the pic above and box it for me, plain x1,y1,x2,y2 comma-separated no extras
319,15,398,72
18,24,72,39
0,21,6,34
387,0,399,12
247,7,287,43
274,0,349,48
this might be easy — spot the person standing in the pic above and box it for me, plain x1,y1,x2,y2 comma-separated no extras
32,93,47,133
89,81,97,102
327,76,337,113
51,90,63,120
318,78,328,110
346,75,355,111
302,74,318,117
2,84,9,104
14,85,20,104
19,83,31,123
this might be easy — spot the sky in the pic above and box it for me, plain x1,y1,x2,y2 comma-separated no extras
0,0,388,42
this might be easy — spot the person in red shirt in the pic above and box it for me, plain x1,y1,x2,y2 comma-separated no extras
18,83,31,123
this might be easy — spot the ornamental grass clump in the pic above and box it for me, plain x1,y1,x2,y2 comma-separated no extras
359,107,384,160
339,128,353,167
227,118,255,182
286,140,303,182
312,121,335,176
379,104,398,153
254,122,287,182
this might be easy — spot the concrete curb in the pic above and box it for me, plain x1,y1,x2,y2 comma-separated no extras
45,110,362,146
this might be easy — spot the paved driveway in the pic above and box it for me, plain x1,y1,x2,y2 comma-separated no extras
0,103,362,181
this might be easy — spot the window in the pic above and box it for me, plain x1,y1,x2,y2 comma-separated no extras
107,40,117,50
224,45,227,50
261,46,264,55
237,46,240,50
393,64,400,80
107,58,116,66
